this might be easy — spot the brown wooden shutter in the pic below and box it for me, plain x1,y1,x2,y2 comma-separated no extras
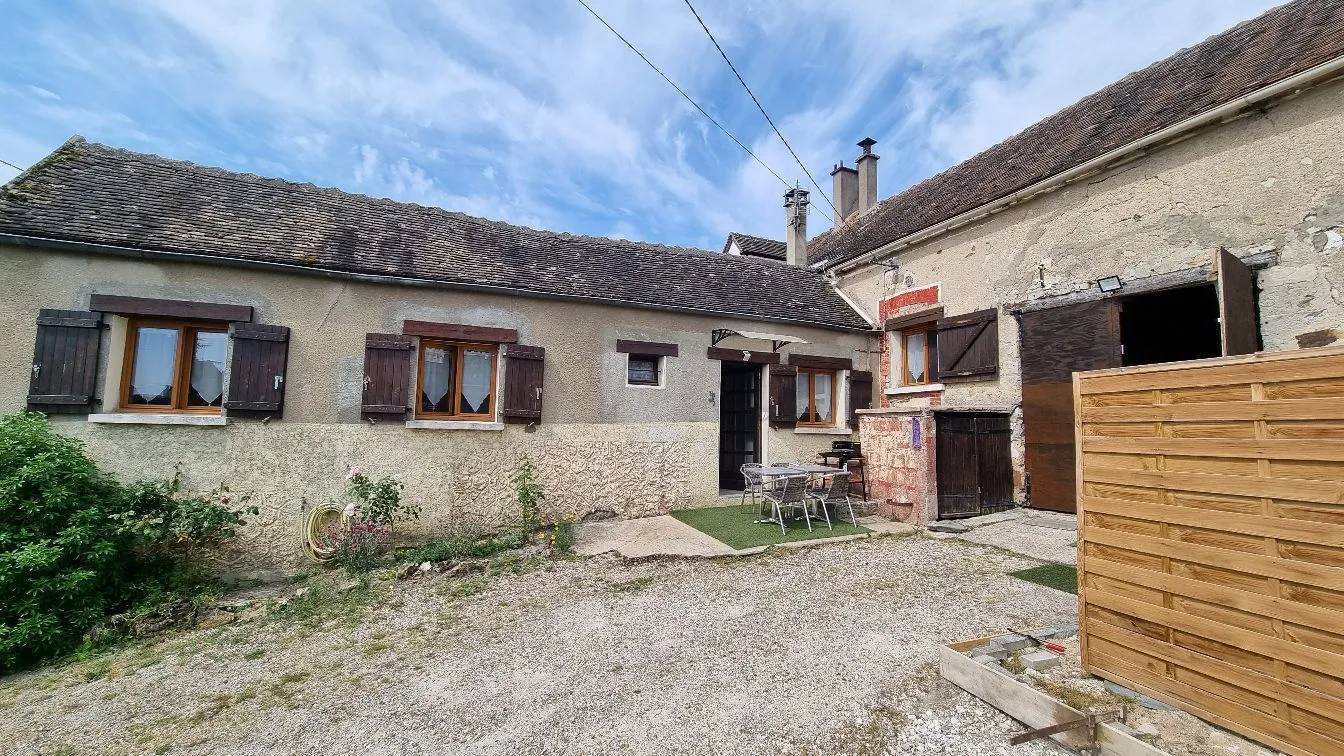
936,308,999,379
768,364,797,428
1215,248,1258,356
362,333,413,415
223,323,291,414
848,370,873,425
501,344,545,423
28,309,102,414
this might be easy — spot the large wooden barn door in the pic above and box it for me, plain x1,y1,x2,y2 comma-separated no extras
1020,301,1121,512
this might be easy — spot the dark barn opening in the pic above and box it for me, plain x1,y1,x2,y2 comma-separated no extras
1119,284,1223,367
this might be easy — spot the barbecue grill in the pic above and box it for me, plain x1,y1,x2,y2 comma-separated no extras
817,441,867,501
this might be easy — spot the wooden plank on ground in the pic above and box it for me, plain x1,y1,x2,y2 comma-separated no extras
939,643,1167,756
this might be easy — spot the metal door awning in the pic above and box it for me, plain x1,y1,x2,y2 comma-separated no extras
711,329,809,352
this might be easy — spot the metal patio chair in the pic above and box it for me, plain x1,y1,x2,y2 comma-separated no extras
739,463,768,514
763,475,812,535
807,471,852,528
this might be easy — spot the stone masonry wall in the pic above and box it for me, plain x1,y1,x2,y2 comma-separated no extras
857,412,936,523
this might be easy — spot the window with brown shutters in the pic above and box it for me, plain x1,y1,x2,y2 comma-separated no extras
28,309,103,414
935,308,999,380
848,370,873,425
501,344,545,423
768,364,797,428
362,333,413,415
223,323,291,415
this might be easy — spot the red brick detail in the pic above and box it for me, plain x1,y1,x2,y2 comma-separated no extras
877,284,940,322
858,414,938,524
875,284,940,404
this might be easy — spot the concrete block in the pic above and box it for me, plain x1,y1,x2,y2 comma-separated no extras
971,654,998,666
993,633,1031,652
1020,626,1062,640
1021,651,1061,671
977,644,1009,660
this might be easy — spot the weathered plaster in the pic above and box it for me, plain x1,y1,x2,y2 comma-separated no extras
51,417,715,572
836,77,1344,507
1,244,871,568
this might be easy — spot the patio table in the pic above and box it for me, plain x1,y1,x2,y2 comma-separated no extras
752,464,842,525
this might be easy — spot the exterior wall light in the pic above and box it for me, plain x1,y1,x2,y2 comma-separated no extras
1097,275,1123,293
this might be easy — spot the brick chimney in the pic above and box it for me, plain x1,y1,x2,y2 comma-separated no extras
830,162,858,221
784,186,810,266
857,137,879,214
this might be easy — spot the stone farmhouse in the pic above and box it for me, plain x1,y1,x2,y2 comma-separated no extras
1,0,1342,569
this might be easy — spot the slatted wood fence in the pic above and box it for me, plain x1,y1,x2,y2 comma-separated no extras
1074,347,1344,756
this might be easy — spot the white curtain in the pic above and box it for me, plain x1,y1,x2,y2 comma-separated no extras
815,372,833,422
460,350,492,414
191,332,226,405
421,346,452,410
130,327,178,404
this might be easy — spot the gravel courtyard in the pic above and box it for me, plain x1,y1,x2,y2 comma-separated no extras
1,534,1077,755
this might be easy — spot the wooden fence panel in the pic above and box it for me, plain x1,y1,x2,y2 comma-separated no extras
1075,347,1344,756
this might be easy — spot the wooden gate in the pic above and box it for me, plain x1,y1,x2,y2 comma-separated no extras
935,413,1013,519
1075,347,1344,756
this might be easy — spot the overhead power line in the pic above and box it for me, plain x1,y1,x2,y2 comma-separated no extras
0,157,24,172
574,0,836,224
681,0,840,222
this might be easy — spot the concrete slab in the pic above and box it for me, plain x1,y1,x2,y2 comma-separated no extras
573,514,916,559
1021,650,1061,671
573,515,738,558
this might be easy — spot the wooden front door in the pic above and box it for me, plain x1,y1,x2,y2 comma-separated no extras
935,413,1013,519
1019,300,1122,513
718,362,761,490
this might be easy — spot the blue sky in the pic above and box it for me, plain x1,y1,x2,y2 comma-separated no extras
1,0,1280,251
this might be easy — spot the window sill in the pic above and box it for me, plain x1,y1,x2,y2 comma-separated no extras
405,420,505,431
885,382,945,396
794,426,854,435
88,413,229,426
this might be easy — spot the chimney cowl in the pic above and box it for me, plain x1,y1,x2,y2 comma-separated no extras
783,187,810,266
856,138,879,215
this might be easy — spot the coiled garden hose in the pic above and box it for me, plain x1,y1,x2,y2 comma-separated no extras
303,501,348,563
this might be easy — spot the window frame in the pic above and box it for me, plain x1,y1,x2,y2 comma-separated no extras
119,317,229,414
625,353,663,387
414,338,499,421
795,367,838,427
900,325,935,386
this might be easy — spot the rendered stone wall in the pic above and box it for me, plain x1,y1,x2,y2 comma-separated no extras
837,78,1344,512
0,242,871,569
53,418,716,574
857,412,935,523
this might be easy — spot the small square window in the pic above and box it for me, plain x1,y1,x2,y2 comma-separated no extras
627,355,662,386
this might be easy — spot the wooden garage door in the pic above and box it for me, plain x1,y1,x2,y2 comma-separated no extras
1020,300,1121,512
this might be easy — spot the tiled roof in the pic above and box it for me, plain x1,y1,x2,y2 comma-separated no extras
0,139,870,331
810,0,1344,267
721,232,786,261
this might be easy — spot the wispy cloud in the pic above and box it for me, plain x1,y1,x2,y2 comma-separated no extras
0,0,1279,250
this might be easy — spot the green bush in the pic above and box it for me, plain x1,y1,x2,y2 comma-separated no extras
0,413,254,673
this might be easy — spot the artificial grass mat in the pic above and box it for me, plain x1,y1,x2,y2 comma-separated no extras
1008,563,1079,594
670,505,871,550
